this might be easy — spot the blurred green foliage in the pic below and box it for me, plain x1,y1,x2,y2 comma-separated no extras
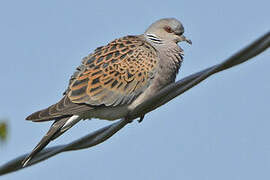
0,121,7,141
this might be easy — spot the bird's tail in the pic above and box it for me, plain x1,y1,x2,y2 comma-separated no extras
22,115,81,167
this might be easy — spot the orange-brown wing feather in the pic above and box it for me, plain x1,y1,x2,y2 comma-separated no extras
68,35,159,106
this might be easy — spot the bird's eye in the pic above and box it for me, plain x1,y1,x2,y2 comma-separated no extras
164,26,173,33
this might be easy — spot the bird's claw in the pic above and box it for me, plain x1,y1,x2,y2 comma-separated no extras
138,115,145,123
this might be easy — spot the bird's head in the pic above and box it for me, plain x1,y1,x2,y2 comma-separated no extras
144,18,192,45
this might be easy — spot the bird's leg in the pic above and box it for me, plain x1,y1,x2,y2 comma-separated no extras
138,115,145,123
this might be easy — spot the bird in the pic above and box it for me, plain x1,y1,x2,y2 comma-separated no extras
22,18,192,166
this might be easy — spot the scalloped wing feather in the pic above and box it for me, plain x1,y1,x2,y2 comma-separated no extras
67,35,159,107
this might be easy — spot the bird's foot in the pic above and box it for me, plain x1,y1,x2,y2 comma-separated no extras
137,115,145,123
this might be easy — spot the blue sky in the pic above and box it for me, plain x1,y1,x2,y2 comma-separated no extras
0,0,269,179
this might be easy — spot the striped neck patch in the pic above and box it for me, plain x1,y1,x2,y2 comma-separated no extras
146,34,163,44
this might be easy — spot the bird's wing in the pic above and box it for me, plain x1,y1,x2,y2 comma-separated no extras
27,35,159,121
67,35,159,106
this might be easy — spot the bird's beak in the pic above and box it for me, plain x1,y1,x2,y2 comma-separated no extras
180,35,192,45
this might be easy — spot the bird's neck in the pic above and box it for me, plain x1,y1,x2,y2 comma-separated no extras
143,33,184,82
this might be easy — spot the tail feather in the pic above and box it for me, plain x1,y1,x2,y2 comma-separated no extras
22,115,81,167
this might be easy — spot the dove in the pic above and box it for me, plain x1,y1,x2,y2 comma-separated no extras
22,18,192,166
